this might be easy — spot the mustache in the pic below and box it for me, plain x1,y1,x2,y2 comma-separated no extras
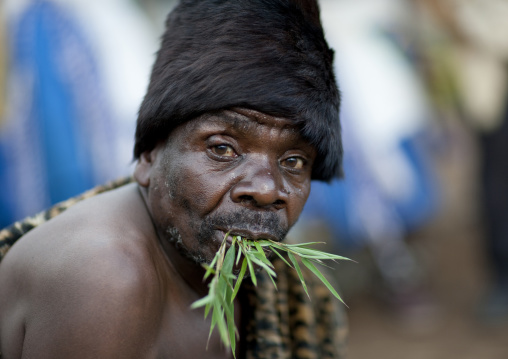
198,208,288,244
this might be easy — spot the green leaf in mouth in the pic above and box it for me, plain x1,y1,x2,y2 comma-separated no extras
191,233,352,357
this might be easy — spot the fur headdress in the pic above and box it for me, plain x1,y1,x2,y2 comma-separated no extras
134,0,342,180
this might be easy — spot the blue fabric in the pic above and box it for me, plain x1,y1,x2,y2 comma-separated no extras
27,2,95,203
0,0,116,227
0,142,15,228
301,128,438,251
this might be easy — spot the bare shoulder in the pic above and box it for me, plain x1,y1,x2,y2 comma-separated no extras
0,184,164,358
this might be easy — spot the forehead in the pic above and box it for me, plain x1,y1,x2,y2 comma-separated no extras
227,108,297,130
184,108,306,142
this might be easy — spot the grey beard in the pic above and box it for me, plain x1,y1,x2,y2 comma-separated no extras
165,227,210,265
165,207,289,267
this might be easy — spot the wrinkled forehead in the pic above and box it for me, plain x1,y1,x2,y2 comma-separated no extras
224,108,300,132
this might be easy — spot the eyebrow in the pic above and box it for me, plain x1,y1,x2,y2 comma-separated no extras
213,110,299,134
202,110,316,156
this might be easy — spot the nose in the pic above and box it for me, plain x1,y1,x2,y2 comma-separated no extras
230,159,289,209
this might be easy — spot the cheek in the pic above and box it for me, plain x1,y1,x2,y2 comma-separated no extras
287,181,312,224
185,170,234,213
162,157,230,216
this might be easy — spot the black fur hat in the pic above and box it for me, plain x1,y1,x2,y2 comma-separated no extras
134,0,342,180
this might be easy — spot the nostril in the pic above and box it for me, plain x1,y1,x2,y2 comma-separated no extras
239,195,254,203
238,195,285,207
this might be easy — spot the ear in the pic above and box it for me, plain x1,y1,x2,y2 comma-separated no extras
134,148,159,187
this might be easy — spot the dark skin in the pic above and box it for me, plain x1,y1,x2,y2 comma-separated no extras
0,108,316,358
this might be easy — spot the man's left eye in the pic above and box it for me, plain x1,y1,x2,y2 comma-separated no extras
211,144,236,157
281,156,305,170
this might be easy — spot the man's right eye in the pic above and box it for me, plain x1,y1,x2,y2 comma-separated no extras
210,144,236,157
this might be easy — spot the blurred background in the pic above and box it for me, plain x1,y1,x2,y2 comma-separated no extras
1,0,507,358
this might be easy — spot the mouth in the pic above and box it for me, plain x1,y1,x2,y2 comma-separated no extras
214,228,277,274
216,228,279,245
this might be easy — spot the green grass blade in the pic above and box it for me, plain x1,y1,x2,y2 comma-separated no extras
190,293,214,309
203,257,218,280
267,272,278,289
253,242,271,263
222,244,236,274
301,258,346,305
208,299,219,343
213,303,230,348
256,240,273,247
270,247,293,268
217,290,235,345
236,241,243,265
264,241,287,252
232,258,248,301
246,255,257,286
217,272,227,297
287,252,309,298
289,247,349,260
204,301,212,318
228,313,236,358
246,252,277,277
224,285,237,357
252,243,275,270
281,241,326,247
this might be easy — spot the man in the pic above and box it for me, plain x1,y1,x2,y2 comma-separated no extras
0,0,346,358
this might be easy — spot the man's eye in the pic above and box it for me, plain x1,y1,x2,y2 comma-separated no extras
211,144,236,157
281,156,305,170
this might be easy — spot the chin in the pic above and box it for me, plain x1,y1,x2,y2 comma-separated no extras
166,227,214,265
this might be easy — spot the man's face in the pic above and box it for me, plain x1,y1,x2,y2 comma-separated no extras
137,108,316,265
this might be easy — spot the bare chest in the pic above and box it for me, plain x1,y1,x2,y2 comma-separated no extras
151,302,240,359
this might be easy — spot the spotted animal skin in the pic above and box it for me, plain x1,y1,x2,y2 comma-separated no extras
0,178,348,359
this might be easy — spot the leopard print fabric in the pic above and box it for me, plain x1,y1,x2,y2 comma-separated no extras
0,178,348,359
0,177,133,261
243,259,348,358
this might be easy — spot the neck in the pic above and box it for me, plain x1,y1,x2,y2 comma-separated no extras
159,234,211,297
136,185,211,298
